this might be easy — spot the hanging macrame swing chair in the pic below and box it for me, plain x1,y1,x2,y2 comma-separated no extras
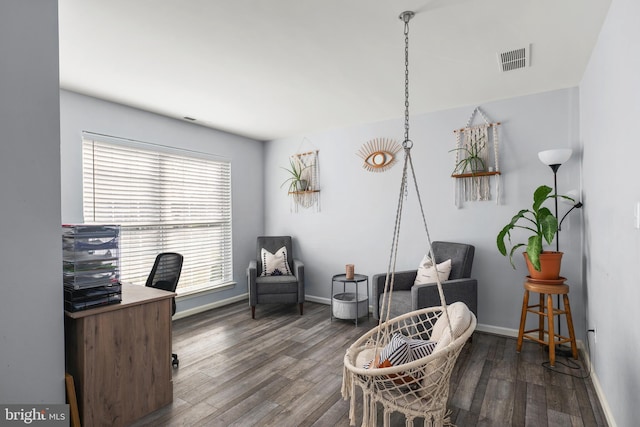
342,11,477,427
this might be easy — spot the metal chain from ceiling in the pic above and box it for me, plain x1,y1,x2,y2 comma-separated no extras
401,11,414,149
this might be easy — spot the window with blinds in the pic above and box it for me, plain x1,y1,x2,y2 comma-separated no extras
82,135,232,295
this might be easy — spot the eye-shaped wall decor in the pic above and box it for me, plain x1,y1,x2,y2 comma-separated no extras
356,138,402,172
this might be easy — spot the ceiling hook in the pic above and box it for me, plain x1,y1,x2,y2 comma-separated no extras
399,11,415,23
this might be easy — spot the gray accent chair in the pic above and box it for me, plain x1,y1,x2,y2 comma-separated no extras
247,236,305,319
372,241,477,321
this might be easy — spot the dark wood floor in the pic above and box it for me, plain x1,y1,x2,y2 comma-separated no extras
131,301,607,427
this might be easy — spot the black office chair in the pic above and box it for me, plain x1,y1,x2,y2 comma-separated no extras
145,252,183,368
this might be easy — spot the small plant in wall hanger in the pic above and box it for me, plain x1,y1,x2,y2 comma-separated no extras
282,150,321,213
450,106,502,207
281,156,310,193
450,134,487,175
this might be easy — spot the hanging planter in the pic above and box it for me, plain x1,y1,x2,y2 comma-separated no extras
450,134,487,175
280,157,310,193
451,108,502,206
281,151,321,212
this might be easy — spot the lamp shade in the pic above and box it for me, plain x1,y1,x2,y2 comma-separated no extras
538,149,572,166
562,189,581,205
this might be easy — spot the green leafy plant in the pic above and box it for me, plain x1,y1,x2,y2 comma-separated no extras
450,135,487,175
280,157,310,193
496,185,574,271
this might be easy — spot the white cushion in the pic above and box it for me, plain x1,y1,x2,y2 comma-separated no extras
260,246,292,276
430,301,471,351
414,255,452,286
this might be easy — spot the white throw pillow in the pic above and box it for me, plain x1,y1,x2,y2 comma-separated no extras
260,246,292,276
430,301,472,350
414,255,452,286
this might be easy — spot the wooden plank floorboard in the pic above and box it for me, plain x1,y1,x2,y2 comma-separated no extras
511,379,527,427
131,301,607,426
525,382,548,427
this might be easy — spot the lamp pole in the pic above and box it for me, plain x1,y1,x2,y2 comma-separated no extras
548,164,563,344
549,164,561,252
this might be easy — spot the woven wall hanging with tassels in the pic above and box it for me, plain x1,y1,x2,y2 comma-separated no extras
287,150,320,213
451,107,502,207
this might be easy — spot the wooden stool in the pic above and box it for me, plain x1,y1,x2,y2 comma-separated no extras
516,280,578,367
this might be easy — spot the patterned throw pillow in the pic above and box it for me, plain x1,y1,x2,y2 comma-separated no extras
376,333,411,368
260,246,292,276
363,333,437,386
408,339,437,360
414,255,452,286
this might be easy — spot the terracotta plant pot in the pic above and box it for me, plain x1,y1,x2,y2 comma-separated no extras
524,251,563,280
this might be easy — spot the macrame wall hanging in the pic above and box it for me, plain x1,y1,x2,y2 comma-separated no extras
287,150,320,212
356,138,402,172
451,107,502,207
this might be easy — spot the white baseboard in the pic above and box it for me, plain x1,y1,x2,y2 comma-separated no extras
590,370,617,427
305,295,331,305
580,342,617,427
475,323,519,338
172,293,248,320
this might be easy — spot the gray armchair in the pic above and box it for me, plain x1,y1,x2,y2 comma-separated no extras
247,236,304,319
372,241,476,320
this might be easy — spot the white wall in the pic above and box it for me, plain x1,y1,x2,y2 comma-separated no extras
60,90,264,312
0,1,65,403
265,88,585,339
580,0,640,425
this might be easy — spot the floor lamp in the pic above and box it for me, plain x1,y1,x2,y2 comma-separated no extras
537,149,581,355
538,149,572,252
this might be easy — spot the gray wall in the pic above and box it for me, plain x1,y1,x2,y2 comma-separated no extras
60,90,264,313
264,88,585,340
0,1,65,403
580,0,640,425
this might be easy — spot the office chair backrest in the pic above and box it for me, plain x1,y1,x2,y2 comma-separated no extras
146,252,183,315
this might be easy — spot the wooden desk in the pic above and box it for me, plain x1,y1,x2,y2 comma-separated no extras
65,283,175,427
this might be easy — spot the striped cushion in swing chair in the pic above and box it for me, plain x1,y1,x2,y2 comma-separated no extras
362,333,437,386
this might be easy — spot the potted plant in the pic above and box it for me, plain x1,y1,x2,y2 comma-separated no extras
450,135,487,175
496,185,574,278
280,157,310,193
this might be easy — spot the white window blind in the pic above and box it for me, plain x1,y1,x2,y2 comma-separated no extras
82,134,232,295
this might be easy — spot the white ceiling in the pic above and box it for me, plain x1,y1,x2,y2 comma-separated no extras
58,0,611,141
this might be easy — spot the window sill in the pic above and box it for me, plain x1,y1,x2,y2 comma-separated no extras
176,281,236,301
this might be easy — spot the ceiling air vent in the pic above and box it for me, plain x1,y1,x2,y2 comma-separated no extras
497,44,530,72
